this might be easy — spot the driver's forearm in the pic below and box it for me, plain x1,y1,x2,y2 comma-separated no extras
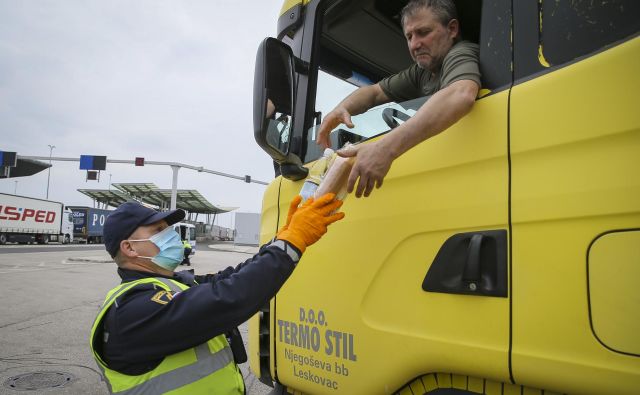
339,84,389,116
381,79,478,160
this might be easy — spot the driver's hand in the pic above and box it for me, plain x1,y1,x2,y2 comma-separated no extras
316,107,354,149
338,141,394,198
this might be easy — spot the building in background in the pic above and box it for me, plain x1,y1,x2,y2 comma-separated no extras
234,212,260,246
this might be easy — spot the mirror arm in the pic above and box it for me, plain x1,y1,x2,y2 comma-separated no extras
280,153,309,181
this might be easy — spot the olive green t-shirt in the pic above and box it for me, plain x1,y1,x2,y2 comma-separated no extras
379,40,481,103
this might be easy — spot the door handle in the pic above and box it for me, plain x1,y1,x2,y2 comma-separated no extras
462,234,483,290
422,230,508,297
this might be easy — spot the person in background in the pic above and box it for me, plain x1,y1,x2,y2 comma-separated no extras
181,238,192,266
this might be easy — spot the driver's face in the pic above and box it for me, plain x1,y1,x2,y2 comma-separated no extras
403,7,458,72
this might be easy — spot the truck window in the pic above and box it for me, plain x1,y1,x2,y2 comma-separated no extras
514,0,639,81
304,70,358,160
540,0,640,67
309,89,429,156
315,70,358,122
302,0,504,163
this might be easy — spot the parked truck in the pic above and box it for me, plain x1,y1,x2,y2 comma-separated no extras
67,206,111,244
0,193,74,245
211,225,234,241
250,1,640,394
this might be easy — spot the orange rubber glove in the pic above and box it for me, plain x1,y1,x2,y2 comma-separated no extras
277,195,303,234
276,193,345,253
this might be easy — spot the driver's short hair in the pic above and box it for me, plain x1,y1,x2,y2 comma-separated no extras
401,0,458,27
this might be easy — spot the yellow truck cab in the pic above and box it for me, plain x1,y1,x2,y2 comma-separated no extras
251,1,640,394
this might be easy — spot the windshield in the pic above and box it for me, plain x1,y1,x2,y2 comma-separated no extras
305,70,428,161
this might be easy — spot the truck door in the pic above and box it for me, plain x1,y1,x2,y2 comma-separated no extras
70,208,86,239
267,1,515,393
64,211,74,243
175,225,185,240
510,2,640,394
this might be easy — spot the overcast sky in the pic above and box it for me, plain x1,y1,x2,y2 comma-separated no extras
0,0,285,228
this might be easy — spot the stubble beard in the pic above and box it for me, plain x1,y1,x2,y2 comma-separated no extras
415,55,444,74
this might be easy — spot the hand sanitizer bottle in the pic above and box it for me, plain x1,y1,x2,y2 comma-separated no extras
299,148,334,203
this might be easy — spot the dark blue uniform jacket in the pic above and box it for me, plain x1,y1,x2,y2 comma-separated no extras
93,243,298,375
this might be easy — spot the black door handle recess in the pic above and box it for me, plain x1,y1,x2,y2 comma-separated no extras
462,234,483,290
422,230,507,297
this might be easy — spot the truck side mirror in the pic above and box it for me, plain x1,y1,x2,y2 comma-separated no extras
253,37,296,162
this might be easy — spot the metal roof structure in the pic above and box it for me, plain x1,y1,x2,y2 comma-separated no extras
109,183,165,208
153,189,237,214
77,189,131,207
79,183,236,215
112,183,159,201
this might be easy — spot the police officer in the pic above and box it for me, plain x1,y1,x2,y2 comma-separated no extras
90,194,344,394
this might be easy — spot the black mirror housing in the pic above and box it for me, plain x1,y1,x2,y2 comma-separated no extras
253,37,296,163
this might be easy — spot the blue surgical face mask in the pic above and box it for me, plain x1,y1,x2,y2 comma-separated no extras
130,226,184,271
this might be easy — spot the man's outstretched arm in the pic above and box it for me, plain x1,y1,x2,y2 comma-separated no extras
340,78,479,198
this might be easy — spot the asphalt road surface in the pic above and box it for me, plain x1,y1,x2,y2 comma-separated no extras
0,243,273,394
0,244,106,254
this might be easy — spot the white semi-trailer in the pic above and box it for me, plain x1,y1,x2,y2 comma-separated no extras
0,193,74,245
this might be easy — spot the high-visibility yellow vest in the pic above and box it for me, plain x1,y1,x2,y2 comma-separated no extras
90,277,244,394
182,240,192,249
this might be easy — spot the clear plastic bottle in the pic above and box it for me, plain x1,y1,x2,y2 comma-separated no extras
314,152,355,202
299,148,334,202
